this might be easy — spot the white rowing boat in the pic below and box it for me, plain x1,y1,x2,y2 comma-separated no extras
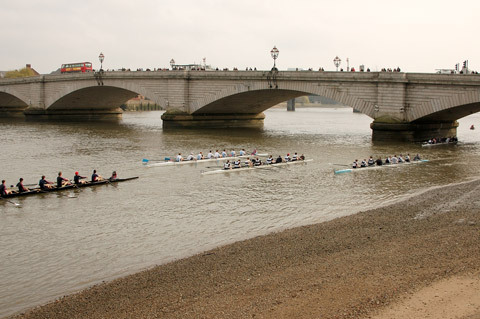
143,154,268,167
202,159,313,175
334,159,428,174
421,141,457,147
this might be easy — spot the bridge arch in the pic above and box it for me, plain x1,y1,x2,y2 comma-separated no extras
191,81,376,118
0,88,29,109
411,90,480,123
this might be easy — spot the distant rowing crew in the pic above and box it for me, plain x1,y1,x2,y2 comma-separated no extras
0,170,118,196
351,153,421,168
171,149,258,162
222,153,306,169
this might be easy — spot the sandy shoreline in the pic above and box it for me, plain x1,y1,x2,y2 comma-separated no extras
8,179,480,319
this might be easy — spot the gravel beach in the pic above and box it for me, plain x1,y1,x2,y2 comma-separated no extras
9,179,480,319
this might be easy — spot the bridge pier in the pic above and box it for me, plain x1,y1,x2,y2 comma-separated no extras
23,107,123,121
161,112,265,129
371,121,459,142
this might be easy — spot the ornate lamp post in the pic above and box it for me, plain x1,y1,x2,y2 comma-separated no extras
333,56,341,71
170,58,175,70
99,52,104,71
270,46,279,70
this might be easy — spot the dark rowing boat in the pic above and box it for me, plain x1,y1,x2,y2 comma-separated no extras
2,177,138,199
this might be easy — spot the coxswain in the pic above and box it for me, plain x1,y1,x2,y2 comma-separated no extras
197,152,204,160
233,159,241,168
239,149,246,156
186,153,194,161
360,159,367,167
299,154,305,160
39,175,54,189
375,157,383,166
1,180,12,196
73,171,86,184
91,170,103,182
284,153,291,162
471,124,475,130
109,171,118,181
251,149,257,155
224,160,232,170
275,155,283,163
175,153,183,162
16,178,29,193
57,172,70,188
292,153,298,161
266,155,273,164
404,154,411,162
367,156,375,166
413,154,421,161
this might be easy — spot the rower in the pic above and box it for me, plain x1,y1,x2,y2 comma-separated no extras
375,157,383,166
360,159,367,167
175,153,183,162
230,149,236,157
109,171,118,181
385,156,391,164
91,170,103,182
16,178,29,193
1,180,12,196
223,160,232,170
254,157,262,166
285,153,291,162
275,155,283,164
221,150,227,158
367,156,375,166
299,154,305,160
57,172,70,188
233,159,241,168
74,171,87,184
239,149,246,156
197,152,204,160
207,151,214,159
292,153,298,161
266,155,273,164
413,154,421,161
398,154,404,163
186,153,195,161
214,150,221,158
39,175,54,189
244,157,251,167
352,159,359,168
391,155,398,164
405,154,411,162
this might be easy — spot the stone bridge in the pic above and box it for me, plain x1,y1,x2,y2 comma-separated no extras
1,70,480,141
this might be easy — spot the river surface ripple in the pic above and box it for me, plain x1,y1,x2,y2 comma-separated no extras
1,108,480,317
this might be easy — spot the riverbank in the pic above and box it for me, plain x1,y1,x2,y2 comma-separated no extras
9,179,480,319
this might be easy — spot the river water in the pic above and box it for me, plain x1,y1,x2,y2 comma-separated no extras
1,108,480,317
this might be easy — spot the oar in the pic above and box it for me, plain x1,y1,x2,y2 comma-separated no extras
10,183,37,188
142,157,171,163
331,163,351,167
0,197,21,207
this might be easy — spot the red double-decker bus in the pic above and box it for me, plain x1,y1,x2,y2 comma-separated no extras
60,62,93,73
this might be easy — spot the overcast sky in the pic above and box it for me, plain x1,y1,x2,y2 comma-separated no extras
1,0,478,74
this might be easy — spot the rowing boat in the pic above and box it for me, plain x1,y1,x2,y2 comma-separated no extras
334,160,428,174
143,154,268,167
2,177,138,198
421,141,457,147
202,159,313,175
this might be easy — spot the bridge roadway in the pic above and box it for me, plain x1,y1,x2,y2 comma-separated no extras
1,70,480,141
